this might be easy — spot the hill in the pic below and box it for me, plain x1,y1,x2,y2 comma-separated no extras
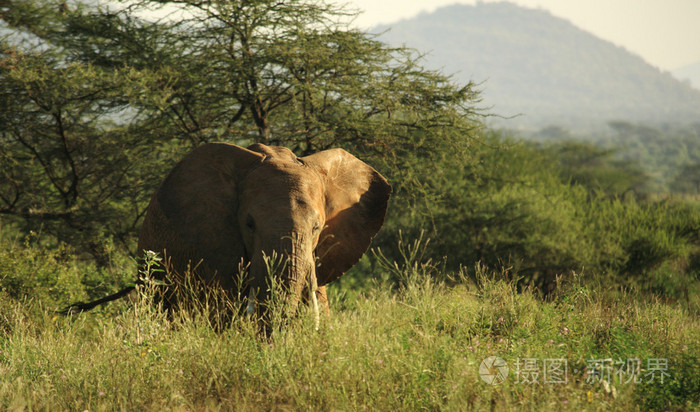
374,2,700,131
673,60,700,91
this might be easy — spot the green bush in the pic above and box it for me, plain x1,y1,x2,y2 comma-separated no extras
376,131,700,304
635,352,700,411
0,231,133,313
584,199,700,305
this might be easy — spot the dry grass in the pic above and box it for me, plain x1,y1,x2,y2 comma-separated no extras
0,262,697,411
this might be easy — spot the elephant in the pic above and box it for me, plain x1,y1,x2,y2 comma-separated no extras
63,142,391,327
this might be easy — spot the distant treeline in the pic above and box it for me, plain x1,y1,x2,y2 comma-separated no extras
531,121,700,195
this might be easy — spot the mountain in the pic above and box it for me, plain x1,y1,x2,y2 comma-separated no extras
673,61,700,91
374,3,700,131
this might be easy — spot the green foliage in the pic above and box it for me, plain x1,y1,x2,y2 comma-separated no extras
532,121,700,194
373,231,443,290
544,141,650,197
634,352,700,411
670,163,700,195
0,41,183,261
0,231,132,313
603,121,700,194
372,130,700,305
379,133,588,288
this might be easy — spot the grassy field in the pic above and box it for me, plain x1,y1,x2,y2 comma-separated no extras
0,237,698,411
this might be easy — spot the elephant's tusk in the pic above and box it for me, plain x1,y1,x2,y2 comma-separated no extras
309,270,320,331
246,287,257,316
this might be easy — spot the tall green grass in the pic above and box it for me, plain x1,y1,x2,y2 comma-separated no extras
0,237,697,410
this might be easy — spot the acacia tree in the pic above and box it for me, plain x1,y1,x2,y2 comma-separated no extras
1,0,482,260
0,43,172,261
55,0,481,155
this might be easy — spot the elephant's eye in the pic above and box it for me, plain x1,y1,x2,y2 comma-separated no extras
246,215,256,232
313,222,321,233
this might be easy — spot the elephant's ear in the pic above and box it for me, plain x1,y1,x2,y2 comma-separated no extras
153,143,263,275
302,149,392,286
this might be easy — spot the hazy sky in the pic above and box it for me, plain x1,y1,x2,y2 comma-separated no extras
344,0,700,71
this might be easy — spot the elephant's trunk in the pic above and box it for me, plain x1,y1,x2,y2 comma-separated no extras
248,231,316,323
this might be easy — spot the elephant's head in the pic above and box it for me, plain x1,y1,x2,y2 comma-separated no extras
137,142,391,323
